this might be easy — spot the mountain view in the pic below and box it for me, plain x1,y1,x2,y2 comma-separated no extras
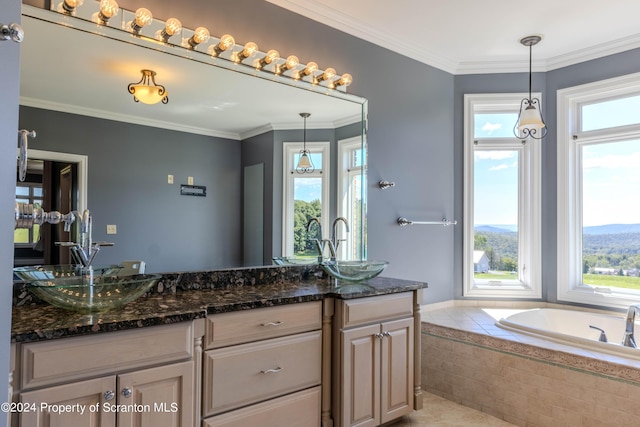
475,224,640,274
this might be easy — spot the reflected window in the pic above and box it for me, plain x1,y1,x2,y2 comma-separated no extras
15,182,43,245
338,137,367,260
283,141,330,258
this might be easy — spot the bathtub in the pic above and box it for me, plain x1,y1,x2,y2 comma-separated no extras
497,308,640,360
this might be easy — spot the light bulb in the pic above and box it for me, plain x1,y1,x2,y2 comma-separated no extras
320,67,336,81
188,27,210,48
160,18,182,42
335,73,353,87
259,49,279,68
61,0,83,13
236,42,258,61
218,34,235,51
98,0,119,23
131,8,152,32
285,55,299,70
302,61,318,76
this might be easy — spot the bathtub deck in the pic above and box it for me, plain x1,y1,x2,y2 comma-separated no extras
421,303,640,384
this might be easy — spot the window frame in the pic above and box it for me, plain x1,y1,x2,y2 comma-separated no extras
463,93,542,298
282,141,330,257
557,72,640,308
337,136,366,260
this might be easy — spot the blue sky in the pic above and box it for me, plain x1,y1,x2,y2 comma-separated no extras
475,106,640,227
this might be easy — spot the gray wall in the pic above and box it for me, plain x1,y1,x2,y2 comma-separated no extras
19,107,241,273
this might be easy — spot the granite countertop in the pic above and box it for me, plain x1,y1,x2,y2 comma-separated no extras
11,272,427,343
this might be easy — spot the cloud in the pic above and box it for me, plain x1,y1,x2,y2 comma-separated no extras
475,151,515,161
583,152,640,169
481,122,502,134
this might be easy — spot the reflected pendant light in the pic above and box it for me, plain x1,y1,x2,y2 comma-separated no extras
127,69,168,104
296,112,314,174
514,35,547,141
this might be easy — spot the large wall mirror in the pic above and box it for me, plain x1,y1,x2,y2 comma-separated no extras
16,6,367,273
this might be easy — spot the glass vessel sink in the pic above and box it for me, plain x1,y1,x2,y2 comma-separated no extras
272,256,319,266
13,264,123,282
27,273,161,312
320,260,389,282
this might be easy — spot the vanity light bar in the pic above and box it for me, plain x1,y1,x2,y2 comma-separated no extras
51,0,353,91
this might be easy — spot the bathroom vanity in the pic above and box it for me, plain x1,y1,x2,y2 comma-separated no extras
10,268,426,427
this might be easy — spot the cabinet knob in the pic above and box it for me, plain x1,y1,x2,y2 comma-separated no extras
121,388,132,398
375,333,384,339
104,390,115,401
383,331,391,337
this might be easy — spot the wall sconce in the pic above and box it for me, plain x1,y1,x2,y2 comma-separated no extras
296,112,314,174
188,26,210,48
277,55,299,75
127,69,168,104
159,18,182,42
234,42,258,62
130,7,152,33
208,34,235,56
96,0,119,24
514,35,547,141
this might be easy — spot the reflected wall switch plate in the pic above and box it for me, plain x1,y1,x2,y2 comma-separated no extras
168,174,174,184
188,176,194,185
106,224,117,234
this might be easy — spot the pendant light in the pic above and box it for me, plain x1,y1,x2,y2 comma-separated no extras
127,69,168,104
514,35,547,141
296,112,314,174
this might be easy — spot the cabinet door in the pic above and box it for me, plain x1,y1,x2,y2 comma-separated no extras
341,324,380,427
117,361,193,427
380,318,414,424
20,376,116,427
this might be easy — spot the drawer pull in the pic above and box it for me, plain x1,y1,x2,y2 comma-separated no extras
261,321,284,327
261,367,283,374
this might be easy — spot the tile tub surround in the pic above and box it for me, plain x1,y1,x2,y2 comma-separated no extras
11,265,427,343
421,303,640,426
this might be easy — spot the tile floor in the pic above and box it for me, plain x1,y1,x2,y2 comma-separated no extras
391,393,515,426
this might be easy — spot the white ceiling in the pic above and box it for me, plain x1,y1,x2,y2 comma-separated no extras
266,0,640,74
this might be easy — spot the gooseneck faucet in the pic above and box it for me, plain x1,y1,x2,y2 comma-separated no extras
622,304,640,348
306,218,325,262
331,217,350,254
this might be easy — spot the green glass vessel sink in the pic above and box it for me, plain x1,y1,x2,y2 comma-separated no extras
320,260,389,282
27,273,161,312
14,264,123,282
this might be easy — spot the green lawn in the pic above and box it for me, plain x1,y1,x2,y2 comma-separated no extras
582,273,640,290
474,272,518,280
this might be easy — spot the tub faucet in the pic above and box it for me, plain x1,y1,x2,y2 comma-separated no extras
622,304,640,348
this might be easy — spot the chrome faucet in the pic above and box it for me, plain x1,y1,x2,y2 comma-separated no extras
56,209,114,268
622,304,640,348
331,217,350,255
306,218,325,262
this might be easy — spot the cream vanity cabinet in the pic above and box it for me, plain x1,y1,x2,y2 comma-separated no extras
332,292,417,427
13,320,204,427
201,301,323,427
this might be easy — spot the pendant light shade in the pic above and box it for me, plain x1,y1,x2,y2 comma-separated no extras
296,112,314,174
127,69,168,105
514,35,547,141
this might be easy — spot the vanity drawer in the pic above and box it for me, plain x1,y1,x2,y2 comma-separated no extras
337,292,413,328
203,386,320,427
204,301,322,349
20,322,194,390
202,330,322,416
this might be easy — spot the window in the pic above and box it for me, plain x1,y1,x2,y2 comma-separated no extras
337,137,367,260
463,94,541,298
558,73,640,308
15,182,44,245
282,141,330,258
